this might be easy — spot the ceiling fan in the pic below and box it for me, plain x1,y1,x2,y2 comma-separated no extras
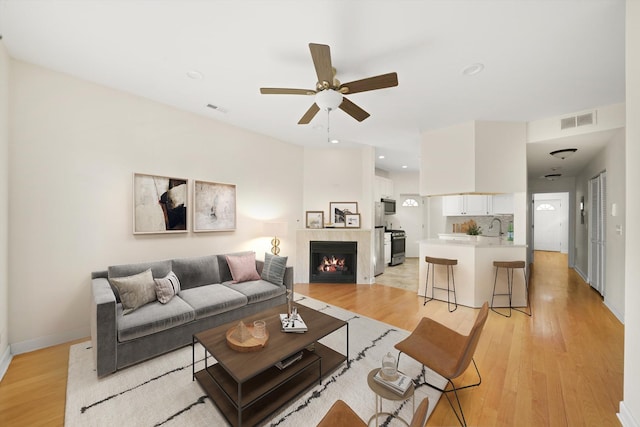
260,43,398,124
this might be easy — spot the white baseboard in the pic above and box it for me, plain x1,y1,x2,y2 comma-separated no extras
573,266,588,283
0,344,12,382
604,300,624,324
619,401,640,427
10,327,89,355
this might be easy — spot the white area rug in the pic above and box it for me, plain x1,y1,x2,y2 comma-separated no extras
65,296,445,426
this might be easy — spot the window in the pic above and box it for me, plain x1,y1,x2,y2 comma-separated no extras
402,198,419,207
536,203,555,211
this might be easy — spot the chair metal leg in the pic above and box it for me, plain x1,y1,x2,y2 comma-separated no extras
424,262,457,312
398,351,481,427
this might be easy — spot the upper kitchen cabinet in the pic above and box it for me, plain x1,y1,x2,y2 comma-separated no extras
491,193,515,214
375,176,394,200
443,195,490,216
420,121,527,196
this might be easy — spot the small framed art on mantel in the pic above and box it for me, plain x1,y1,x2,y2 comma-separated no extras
306,211,324,229
329,202,358,227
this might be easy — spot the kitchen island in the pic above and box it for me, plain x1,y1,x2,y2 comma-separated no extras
418,238,528,308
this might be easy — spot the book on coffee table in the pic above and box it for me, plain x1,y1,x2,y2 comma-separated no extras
373,369,412,395
279,313,308,333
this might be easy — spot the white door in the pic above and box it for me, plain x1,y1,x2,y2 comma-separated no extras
534,199,563,251
588,173,606,295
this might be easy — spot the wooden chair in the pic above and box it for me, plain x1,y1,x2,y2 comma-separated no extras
394,302,489,426
316,397,430,427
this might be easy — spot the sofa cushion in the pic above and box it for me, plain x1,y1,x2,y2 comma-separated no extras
108,260,172,301
109,269,157,315
117,296,195,342
179,284,248,319
217,251,254,283
154,271,181,304
226,252,261,283
261,253,288,286
171,255,220,290
222,279,285,304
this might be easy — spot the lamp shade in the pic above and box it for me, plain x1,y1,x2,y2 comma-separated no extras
549,148,577,159
263,222,287,237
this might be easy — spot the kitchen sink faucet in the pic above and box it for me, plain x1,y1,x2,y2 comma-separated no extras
489,217,503,236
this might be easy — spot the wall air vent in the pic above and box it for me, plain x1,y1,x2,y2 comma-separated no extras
560,111,597,130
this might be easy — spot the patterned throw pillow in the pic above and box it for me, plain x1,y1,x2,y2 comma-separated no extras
109,269,157,315
154,271,181,304
226,252,261,283
261,253,288,286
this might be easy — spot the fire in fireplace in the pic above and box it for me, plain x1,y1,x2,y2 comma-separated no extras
309,241,357,283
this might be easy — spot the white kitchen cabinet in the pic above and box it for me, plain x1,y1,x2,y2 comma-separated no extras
375,176,394,200
491,194,514,214
442,195,490,216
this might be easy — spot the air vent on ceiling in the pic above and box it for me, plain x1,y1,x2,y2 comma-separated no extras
560,111,596,130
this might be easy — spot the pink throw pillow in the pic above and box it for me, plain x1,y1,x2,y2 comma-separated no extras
226,253,261,283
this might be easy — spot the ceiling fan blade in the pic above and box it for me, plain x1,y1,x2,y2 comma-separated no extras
339,97,370,122
339,72,398,94
260,88,315,95
309,43,334,86
298,103,320,124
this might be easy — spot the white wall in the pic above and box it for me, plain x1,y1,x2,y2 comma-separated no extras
303,147,374,229
8,60,304,352
0,41,10,376
621,2,640,426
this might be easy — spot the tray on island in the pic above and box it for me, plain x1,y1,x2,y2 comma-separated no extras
226,324,269,352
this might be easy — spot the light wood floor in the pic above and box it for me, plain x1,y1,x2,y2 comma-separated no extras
0,251,624,426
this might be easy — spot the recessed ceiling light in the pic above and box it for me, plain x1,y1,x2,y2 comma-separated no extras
462,63,484,76
378,155,385,159
330,139,339,144
402,165,408,169
187,70,203,80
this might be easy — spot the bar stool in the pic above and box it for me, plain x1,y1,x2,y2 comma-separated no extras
423,256,458,312
491,260,531,317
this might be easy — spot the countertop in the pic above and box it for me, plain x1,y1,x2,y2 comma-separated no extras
420,238,527,248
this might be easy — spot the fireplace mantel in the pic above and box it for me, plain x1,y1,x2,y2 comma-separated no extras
296,229,373,284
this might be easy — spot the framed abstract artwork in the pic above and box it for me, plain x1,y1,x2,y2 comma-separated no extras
193,180,236,232
133,173,188,234
345,213,361,228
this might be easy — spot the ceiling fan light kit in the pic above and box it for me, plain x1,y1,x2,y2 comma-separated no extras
260,43,398,124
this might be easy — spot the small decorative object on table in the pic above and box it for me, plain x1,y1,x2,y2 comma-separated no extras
381,352,399,381
226,320,269,352
373,368,412,395
280,307,308,333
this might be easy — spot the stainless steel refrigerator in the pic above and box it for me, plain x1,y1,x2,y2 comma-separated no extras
374,202,385,276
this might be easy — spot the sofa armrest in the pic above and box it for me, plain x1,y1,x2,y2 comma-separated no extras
91,277,117,377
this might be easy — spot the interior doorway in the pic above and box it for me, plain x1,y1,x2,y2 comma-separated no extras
588,171,607,295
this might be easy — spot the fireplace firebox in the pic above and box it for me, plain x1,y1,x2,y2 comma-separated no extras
309,241,357,284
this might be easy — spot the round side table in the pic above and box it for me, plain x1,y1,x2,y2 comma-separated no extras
367,368,415,427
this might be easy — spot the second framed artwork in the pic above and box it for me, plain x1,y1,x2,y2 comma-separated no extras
306,211,324,229
329,202,358,227
345,213,361,228
193,180,237,232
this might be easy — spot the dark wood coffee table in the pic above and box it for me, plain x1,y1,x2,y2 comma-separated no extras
192,303,348,427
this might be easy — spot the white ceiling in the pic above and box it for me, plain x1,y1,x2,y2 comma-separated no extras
0,0,625,175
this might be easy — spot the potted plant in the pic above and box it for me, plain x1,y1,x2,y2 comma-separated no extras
466,223,482,240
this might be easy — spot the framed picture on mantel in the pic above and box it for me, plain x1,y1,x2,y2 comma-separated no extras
345,213,361,228
306,211,324,229
329,202,358,227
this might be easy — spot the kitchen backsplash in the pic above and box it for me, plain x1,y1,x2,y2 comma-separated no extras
445,215,514,237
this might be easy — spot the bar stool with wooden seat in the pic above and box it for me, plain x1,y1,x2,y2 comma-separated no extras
490,260,531,317
423,256,458,312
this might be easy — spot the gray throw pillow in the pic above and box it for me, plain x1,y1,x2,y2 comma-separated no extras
261,253,288,286
109,269,157,315
154,271,181,304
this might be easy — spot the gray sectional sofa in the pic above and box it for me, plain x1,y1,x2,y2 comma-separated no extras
90,251,292,377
